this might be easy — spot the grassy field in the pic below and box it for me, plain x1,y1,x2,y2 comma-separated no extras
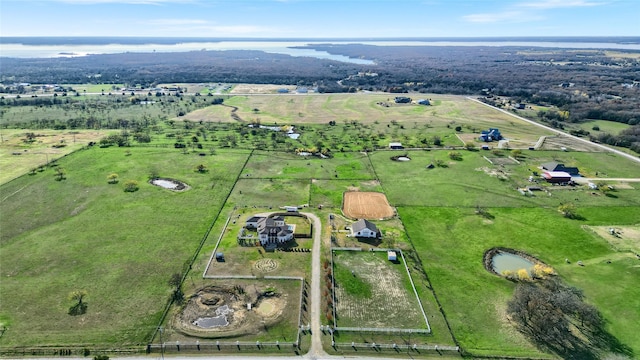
0,129,112,184
332,250,427,330
1,89,639,357
399,206,640,358
0,147,249,346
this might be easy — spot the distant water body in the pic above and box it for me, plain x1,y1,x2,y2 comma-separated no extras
1,37,639,63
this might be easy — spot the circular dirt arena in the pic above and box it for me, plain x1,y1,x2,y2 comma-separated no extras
343,191,395,219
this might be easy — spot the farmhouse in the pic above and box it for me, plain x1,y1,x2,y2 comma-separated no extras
245,215,294,246
389,142,404,149
541,161,579,175
478,128,503,142
351,219,379,238
543,171,572,183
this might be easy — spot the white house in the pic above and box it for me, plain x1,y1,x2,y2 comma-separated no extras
246,215,294,246
351,219,379,238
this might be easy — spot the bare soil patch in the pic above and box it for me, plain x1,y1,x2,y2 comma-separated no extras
173,284,287,338
540,135,605,152
343,191,395,219
230,84,297,94
585,225,640,254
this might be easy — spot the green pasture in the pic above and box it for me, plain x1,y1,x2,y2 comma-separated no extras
399,206,640,358
227,178,310,208
242,151,376,180
370,150,537,208
0,147,249,347
572,120,630,135
310,179,383,209
370,150,640,209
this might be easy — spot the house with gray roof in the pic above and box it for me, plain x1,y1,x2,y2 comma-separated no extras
350,219,379,238
246,215,294,246
541,161,579,175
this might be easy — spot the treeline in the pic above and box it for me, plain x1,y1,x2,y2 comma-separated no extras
1,44,639,125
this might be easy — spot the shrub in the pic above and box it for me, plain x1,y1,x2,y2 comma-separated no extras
448,151,463,161
123,180,139,192
516,269,531,281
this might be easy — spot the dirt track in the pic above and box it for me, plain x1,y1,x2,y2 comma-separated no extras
343,192,395,219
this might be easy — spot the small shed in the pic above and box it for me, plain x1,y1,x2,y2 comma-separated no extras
387,251,397,261
215,252,225,262
285,206,298,212
389,142,403,149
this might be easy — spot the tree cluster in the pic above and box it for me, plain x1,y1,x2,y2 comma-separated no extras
507,279,632,359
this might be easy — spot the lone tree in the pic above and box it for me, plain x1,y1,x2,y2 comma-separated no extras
107,173,119,184
558,203,578,219
195,164,208,173
68,290,88,315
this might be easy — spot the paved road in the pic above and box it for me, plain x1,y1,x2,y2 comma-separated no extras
467,97,640,165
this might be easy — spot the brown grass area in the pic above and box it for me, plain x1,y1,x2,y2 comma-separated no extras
231,84,297,94
180,105,234,122
0,129,110,184
343,191,394,219
540,135,605,152
586,225,640,253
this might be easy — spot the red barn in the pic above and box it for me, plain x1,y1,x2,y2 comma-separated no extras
543,171,572,183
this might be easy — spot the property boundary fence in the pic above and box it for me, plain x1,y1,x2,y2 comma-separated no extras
332,342,459,352
330,247,431,337
148,340,300,354
334,327,431,334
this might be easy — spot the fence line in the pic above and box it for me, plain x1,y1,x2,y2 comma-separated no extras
330,247,431,333
148,340,300,353
202,274,257,279
335,327,430,334
202,211,233,277
333,342,459,352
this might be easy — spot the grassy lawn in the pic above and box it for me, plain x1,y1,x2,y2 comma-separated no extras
399,206,640,358
241,151,376,180
0,147,249,347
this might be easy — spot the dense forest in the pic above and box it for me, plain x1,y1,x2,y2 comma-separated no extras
1,44,639,152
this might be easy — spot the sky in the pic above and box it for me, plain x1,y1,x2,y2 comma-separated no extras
1,0,638,38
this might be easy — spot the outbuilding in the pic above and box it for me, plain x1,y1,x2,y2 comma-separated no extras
389,142,403,149
387,251,397,261
543,171,572,183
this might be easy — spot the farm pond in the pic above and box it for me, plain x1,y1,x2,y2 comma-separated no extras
149,178,189,191
491,252,535,275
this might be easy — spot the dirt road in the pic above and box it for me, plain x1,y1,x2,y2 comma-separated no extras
301,212,328,359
